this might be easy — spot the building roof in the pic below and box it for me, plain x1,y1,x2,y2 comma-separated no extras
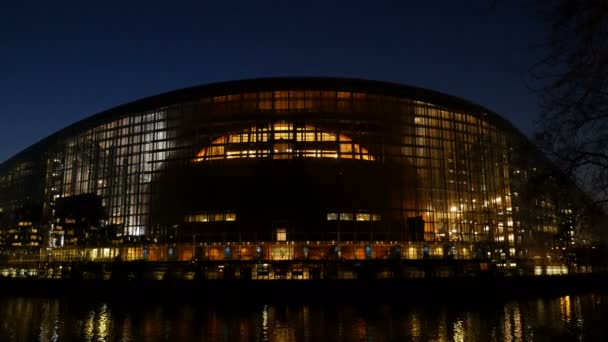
0,77,528,168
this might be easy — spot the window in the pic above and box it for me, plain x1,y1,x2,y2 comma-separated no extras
225,212,236,221
356,213,371,221
194,122,375,162
185,212,236,223
339,213,353,221
276,228,287,242
329,211,379,221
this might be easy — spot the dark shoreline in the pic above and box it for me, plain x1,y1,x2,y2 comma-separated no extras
2,274,607,304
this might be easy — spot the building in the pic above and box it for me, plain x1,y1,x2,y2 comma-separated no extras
0,77,604,277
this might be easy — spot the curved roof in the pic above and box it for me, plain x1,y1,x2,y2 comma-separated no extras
0,77,528,168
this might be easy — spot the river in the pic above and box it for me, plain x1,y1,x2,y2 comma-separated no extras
1,292,607,341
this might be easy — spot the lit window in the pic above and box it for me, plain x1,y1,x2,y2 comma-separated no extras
274,122,292,131
327,213,338,221
320,133,336,141
340,143,352,153
339,213,353,221
372,214,381,221
185,212,236,223
194,122,374,162
337,91,351,99
276,228,287,241
356,213,371,221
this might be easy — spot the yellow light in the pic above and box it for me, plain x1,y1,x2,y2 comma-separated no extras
194,122,374,162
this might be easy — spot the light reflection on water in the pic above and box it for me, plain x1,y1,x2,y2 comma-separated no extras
0,293,607,341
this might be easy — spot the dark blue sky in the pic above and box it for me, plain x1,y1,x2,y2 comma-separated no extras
0,0,544,163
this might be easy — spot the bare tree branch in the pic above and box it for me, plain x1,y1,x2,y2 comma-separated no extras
533,0,608,210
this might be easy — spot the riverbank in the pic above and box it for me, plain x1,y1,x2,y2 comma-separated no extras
1,273,607,303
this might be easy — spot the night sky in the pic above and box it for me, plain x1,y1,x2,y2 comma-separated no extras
0,0,544,163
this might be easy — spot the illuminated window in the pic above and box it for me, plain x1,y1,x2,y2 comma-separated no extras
337,91,351,99
356,213,371,221
320,132,336,141
329,212,380,221
276,228,287,242
194,122,374,162
185,212,236,223
340,143,352,153
339,213,353,221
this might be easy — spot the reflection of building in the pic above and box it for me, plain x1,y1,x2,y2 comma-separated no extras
0,78,604,270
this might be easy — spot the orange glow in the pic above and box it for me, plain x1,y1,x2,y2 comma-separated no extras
194,123,375,162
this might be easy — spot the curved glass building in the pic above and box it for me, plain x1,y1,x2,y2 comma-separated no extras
0,78,604,276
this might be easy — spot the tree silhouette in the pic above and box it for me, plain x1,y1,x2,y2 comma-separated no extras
532,0,608,209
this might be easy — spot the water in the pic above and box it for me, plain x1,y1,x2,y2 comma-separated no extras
1,293,607,341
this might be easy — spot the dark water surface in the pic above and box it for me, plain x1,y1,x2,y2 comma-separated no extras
1,292,607,341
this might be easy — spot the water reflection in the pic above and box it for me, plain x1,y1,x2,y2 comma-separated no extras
0,293,607,341
560,295,571,323
453,319,465,342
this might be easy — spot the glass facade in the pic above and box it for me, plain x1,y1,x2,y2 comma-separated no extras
0,78,603,271
195,122,374,161
54,110,171,236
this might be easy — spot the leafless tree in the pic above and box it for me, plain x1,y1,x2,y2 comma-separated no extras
532,0,608,208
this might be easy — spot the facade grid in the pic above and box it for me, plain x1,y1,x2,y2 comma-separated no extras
0,78,602,270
